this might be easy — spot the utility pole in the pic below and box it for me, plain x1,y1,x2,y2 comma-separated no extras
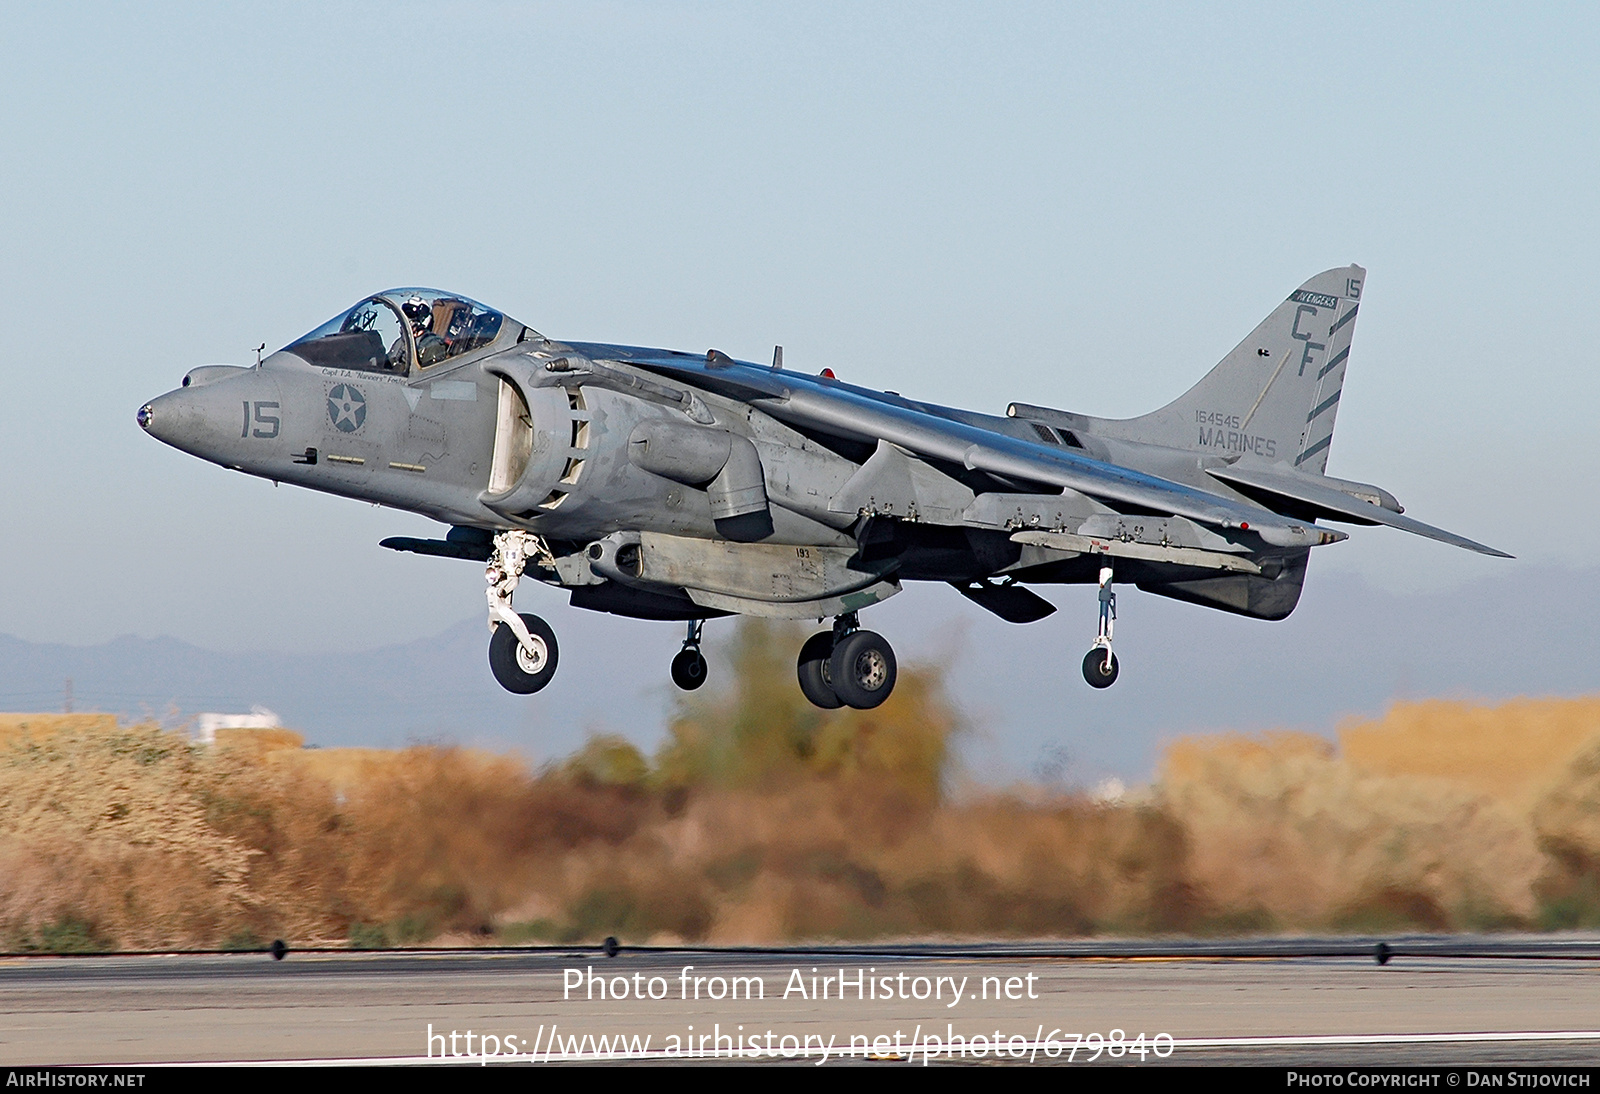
63,678,72,714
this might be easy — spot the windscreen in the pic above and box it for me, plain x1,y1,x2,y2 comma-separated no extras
285,297,409,372
284,289,507,373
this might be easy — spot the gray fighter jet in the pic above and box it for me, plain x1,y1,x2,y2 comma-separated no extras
137,266,1507,708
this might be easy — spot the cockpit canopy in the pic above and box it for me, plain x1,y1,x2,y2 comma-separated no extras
284,289,510,374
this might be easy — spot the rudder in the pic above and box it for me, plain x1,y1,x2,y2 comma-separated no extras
1094,265,1366,473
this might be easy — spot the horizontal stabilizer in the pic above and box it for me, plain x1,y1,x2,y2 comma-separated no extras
953,579,1058,623
1207,466,1511,557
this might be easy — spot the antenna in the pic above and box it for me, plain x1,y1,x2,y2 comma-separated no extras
772,345,783,370
255,342,266,367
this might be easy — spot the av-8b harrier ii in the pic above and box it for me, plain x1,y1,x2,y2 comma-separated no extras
138,266,1506,709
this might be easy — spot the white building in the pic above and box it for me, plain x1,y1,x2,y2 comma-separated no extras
195,706,281,745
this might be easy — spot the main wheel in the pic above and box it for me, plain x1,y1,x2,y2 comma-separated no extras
828,630,897,710
489,613,559,694
796,631,843,709
671,648,708,690
1082,648,1119,688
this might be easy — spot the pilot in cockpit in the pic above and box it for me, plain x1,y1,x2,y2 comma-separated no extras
397,294,448,369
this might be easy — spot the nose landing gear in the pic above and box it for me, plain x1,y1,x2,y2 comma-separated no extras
795,612,897,710
486,531,561,694
490,612,559,693
671,619,709,690
1082,563,1119,688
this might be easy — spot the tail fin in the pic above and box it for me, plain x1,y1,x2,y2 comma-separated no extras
1097,265,1365,473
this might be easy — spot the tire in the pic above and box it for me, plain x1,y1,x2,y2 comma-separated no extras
1082,648,1119,689
796,631,843,709
489,613,559,694
828,630,897,710
671,648,708,691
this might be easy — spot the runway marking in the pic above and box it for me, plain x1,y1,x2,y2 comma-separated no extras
135,1031,1600,1066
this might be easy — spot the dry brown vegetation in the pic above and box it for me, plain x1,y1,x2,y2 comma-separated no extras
4,629,1600,951
1156,697,1600,932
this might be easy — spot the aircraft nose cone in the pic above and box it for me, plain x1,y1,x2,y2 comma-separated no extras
136,388,198,449
139,368,284,470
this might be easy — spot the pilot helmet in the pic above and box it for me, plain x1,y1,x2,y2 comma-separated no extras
402,294,432,329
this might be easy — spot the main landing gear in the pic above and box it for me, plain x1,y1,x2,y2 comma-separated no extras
1082,563,1119,688
796,612,897,710
486,531,560,694
671,619,709,690
479,531,895,705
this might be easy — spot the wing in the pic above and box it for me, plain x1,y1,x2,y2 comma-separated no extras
573,345,1335,551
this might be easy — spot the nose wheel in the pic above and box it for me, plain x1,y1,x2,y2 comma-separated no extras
485,531,562,694
1082,564,1120,689
671,619,709,691
795,613,897,710
490,612,560,693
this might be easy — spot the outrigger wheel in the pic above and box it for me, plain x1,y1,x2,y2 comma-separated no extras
671,619,709,691
671,649,708,690
1081,562,1121,688
1082,647,1119,689
489,612,559,694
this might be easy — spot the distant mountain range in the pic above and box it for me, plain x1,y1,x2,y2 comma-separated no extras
2,563,1594,783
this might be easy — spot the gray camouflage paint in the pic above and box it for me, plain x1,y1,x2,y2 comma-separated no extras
138,267,1507,634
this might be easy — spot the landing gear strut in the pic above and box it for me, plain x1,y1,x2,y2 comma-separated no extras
671,619,709,691
1082,563,1119,688
796,612,898,710
485,531,560,694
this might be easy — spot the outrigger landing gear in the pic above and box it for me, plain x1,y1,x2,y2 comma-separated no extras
1082,563,1119,689
796,612,898,710
671,619,709,691
485,531,560,694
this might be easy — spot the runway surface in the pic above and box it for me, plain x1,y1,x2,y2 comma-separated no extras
2,940,1598,1066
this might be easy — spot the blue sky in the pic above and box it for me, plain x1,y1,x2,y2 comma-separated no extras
1,2,1595,659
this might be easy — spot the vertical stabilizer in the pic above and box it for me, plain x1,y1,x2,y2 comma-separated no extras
1092,265,1366,474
